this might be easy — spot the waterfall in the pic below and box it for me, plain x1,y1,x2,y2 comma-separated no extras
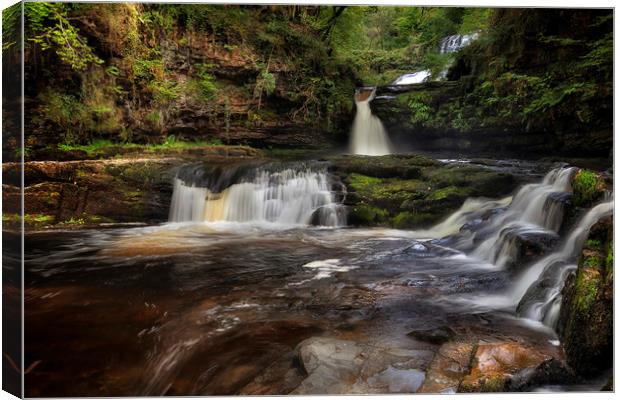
392,32,479,84
349,88,392,156
169,163,346,227
468,167,576,268
391,71,431,85
439,33,479,54
514,199,614,327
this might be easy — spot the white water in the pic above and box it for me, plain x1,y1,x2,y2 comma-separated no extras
470,167,576,268
169,167,346,227
349,89,392,156
408,196,512,239
515,199,614,326
439,33,479,54
391,71,431,85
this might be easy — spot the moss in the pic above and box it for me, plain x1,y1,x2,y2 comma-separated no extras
391,212,417,229
574,268,599,312
58,217,86,226
572,169,604,207
349,203,389,225
479,376,506,392
583,254,602,268
328,154,437,179
348,174,428,207
428,185,461,201
586,239,603,250
348,173,382,189
4,213,55,225
604,240,613,283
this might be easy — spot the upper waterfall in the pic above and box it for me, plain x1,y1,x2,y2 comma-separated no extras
439,32,479,54
169,163,346,227
349,88,392,156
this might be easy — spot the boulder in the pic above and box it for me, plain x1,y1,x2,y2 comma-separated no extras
557,216,613,376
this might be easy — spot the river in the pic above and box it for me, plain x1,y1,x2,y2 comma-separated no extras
23,158,612,396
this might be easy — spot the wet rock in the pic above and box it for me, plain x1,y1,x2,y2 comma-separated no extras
458,342,551,392
557,216,613,376
498,229,560,271
506,359,573,392
292,337,433,394
407,326,454,345
418,341,475,393
328,154,518,229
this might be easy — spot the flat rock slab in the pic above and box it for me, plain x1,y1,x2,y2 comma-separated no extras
459,342,551,392
292,337,432,394
418,341,475,394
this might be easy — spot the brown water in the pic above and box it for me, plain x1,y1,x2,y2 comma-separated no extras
24,221,565,396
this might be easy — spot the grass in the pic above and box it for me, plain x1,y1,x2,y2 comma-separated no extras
57,136,227,157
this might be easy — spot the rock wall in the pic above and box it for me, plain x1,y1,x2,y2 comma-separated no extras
557,215,613,376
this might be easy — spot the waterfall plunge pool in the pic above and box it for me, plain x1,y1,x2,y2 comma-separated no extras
23,161,612,396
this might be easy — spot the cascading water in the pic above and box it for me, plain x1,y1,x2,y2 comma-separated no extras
169,163,346,227
349,88,392,156
515,199,614,327
391,71,431,85
391,32,480,85
438,33,479,54
467,167,576,268
436,166,612,334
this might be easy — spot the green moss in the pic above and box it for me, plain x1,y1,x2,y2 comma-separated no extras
586,239,603,250
58,217,86,226
428,185,461,201
390,211,435,229
4,213,55,226
391,212,416,229
574,268,599,312
605,240,613,283
479,376,506,392
583,254,602,268
349,203,389,225
572,169,603,207
348,173,382,189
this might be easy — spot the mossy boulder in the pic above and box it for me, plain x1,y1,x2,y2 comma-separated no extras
557,215,613,376
331,155,517,229
571,169,607,208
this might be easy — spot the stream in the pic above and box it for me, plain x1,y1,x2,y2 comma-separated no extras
23,158,612,396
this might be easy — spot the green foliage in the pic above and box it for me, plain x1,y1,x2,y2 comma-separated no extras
572,169,602,207
39,91,90,144
24,2,103,70
2,2,21,50
193,64,218,100
406,93,433,124
255,69,276,97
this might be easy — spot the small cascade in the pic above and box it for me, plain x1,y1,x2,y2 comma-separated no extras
391,71,431,85
392,32,479,84
439,33,479,54
468,167,576,268
349,88,392,156
515,198,614,327
169,163,346,227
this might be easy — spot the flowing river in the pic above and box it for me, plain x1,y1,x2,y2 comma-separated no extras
23,159,612,396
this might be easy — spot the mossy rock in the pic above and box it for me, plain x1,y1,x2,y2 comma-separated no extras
327,154,438,179
558,215,613,376
571,169,606,207
337,154,518,229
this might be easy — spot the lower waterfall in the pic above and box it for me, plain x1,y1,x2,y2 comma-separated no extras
169,163,346,227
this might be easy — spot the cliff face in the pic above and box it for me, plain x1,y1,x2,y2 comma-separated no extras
9,4,357,161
